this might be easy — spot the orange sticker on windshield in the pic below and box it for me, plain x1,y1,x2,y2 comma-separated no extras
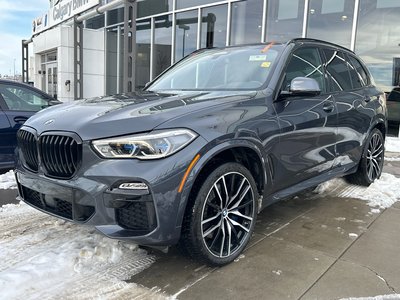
261,42,275,53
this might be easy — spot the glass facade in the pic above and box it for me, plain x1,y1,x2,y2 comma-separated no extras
266,0,305,41
307,0,354,48
230,0,263,45
175,10,198,62
356,0,400,91
136,19,151,89
201,5,228,48
101,0,400,93
153,15,173,78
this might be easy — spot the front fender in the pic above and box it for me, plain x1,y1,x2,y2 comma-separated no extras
175,138,267,229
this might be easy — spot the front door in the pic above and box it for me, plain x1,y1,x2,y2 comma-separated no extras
272,46,338,191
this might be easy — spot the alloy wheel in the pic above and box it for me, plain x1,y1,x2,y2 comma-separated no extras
200,172,255,258
366,132,384,181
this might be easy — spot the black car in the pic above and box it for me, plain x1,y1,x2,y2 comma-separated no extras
15,39,387,265
0,80,59,172
387,87,400,124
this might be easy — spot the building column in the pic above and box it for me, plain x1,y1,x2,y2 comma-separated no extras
123,0,137,93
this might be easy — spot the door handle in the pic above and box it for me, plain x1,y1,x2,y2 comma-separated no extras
323,103,334,113
14,116,28,124
364,96,371,102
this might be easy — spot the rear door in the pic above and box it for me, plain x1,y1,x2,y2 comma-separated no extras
322,49,375,169
272,46,338,191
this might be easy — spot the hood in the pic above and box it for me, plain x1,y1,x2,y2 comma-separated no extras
24,90,256,140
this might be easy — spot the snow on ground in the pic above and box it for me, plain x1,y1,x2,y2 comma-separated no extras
386,137,400,153
385,157,400,162
0,170,17,190
0,203,169,300
315,173,400,212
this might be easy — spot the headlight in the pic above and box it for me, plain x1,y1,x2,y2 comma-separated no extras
92,129,197,159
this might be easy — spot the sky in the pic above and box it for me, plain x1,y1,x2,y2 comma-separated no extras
0,0,50,77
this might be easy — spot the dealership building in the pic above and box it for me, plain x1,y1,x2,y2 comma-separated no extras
24,0,400,102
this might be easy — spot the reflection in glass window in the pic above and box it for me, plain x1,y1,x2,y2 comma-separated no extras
230,0,263,45
201,5,227,48
136,20,151,89
175,11,198,62
107,8,124,26
377,0,400,9
282,47,325,92
307,0,354,48
86,15,105,29
266,0,305,42
138,0,172,18
177,0,216,10
150,46,282,91
323,49,352,92
355,0,400,92
106,27,124,94
348,55,369,88
153,15,173,78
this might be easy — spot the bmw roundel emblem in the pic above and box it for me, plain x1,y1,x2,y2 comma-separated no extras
44,119,55,125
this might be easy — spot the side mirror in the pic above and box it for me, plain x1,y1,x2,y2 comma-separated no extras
48,100,62,106
290,77,321,96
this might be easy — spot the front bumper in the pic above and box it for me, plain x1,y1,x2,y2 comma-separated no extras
16,136,207,246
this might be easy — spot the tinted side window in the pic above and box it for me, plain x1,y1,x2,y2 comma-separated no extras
323,49,352,92
282,47,325,93
0,84,50,112
348,55,370,87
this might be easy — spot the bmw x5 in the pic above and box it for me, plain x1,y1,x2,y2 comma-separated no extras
15,39,387,265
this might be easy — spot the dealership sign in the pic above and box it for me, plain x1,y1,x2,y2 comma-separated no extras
33,0,100,34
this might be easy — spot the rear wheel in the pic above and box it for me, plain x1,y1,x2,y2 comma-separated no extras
346,128,384,186
180,162,258,266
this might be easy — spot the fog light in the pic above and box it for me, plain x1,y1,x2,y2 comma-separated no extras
119,182,149,190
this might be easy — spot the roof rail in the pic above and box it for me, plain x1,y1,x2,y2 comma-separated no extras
287,38,355,53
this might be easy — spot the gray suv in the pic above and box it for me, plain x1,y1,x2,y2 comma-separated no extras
15,39,387,265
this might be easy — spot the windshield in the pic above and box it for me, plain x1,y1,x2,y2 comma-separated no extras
148,45,283,91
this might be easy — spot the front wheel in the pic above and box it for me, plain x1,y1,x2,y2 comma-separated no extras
180,162,258,266
346,128,384,186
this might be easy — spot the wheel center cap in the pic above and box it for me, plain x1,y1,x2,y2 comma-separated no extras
222,209,228,218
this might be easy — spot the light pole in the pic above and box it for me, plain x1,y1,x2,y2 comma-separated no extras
13,58,16,80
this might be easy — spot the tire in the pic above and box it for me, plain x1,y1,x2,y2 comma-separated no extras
180,162,258,266
346,128,384,186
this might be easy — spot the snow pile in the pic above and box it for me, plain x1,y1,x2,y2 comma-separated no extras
316,173,400,212
386,137,400,153
0,203,168,300
338,173,400,210
0,170,17,190
385,157,400,162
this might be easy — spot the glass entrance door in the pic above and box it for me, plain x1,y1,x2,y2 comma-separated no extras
46,63,58,99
